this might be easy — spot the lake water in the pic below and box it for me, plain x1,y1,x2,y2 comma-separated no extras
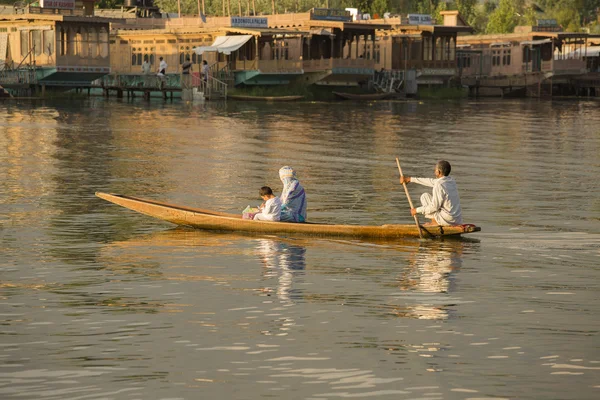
1,97,599,400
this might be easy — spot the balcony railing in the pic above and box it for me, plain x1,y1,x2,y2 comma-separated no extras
257,59,302,73
0,68,37,85
303,58,376,72
28,6,85,16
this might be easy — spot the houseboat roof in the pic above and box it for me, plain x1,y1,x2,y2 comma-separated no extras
223,27,309,36
392,24,474,34
458,31,589,45
0,12,118,24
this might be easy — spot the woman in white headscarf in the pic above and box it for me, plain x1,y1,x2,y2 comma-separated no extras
279,166,307,223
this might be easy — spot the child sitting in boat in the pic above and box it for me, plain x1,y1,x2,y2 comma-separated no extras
253,186,282,222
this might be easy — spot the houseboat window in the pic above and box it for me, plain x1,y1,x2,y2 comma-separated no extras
435,37,442,61
32,30,42,56
20,30,29,59
75,29,85,57
68,28,76,56
89,28,99,58
423,36,432,61
60,28,66,56
523,47,530,63
99,27,109,58
43,30,54,56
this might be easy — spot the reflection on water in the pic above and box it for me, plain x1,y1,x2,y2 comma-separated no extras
394,240,467,320
257,239,306,304
1,98,599,400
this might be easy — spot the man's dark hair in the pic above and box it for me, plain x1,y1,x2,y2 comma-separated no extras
259,186,273,196
437,160,451,176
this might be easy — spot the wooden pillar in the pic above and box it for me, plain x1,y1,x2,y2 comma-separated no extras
255,36,259,67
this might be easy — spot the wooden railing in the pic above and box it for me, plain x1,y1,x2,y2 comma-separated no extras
257,59,302,73
28,6,86,16
0,68,37,85
100,73,180,89
303,58,376,72
198,75,227,100
234,59,258,71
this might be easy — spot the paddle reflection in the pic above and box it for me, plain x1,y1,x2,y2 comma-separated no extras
255,239,306,304
393,240,469,320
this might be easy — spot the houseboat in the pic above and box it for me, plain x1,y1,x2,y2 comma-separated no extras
0,0,114,97
457,20,589,97
370,11,473,94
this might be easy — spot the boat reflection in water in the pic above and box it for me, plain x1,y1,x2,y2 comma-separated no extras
391,239,475,320
255,239,306,304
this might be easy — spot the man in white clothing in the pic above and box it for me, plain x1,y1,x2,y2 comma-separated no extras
254,186,282,222
157,57,167,76
399,160,463,226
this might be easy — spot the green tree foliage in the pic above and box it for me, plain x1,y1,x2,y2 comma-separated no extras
486,0,519,33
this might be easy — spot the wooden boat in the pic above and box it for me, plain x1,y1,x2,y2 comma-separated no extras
333,91,394,100
227,94,304,102
96,192,481,239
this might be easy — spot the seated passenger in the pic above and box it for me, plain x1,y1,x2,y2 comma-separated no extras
253,186,282,222
278,166,307,223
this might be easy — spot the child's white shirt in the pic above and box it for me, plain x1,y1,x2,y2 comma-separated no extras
253,197,282,221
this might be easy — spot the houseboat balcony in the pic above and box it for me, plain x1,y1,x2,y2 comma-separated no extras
222,59,303,73
553,58,587,75
303,58,375,72
257,59,303,73
0,69,37,85
27,6,86,16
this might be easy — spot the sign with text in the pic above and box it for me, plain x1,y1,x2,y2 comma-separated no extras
310,8,352,22
230,17,268,28
40,0,75,9
407,14,433,25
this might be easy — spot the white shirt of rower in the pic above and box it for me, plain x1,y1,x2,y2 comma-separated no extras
254,197,282,221
412,176,463,226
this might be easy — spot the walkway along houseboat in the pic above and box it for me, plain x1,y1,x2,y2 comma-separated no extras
0,1,113,97
457,20,589,97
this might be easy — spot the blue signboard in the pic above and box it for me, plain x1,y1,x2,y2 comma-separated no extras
310,8,352,22
231,17,268,28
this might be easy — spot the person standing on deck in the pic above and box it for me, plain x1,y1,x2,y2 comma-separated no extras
279,166,307,223
181,55,193,89
399,160,462,226
157,57,167,76
142,59,151,75
201,60,210,83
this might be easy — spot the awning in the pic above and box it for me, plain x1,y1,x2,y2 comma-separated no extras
520,39,552,46
193,35,253,55
565,46,600,58
310,28,335,36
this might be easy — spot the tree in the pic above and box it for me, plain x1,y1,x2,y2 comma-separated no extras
486,0,519,33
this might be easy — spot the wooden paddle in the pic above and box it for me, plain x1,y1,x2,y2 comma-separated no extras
396,158,423,239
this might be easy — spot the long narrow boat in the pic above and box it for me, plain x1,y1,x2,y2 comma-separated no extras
96,193,480,239
333,91,394,100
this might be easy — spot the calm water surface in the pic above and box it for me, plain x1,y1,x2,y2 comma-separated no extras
1,97,599,399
